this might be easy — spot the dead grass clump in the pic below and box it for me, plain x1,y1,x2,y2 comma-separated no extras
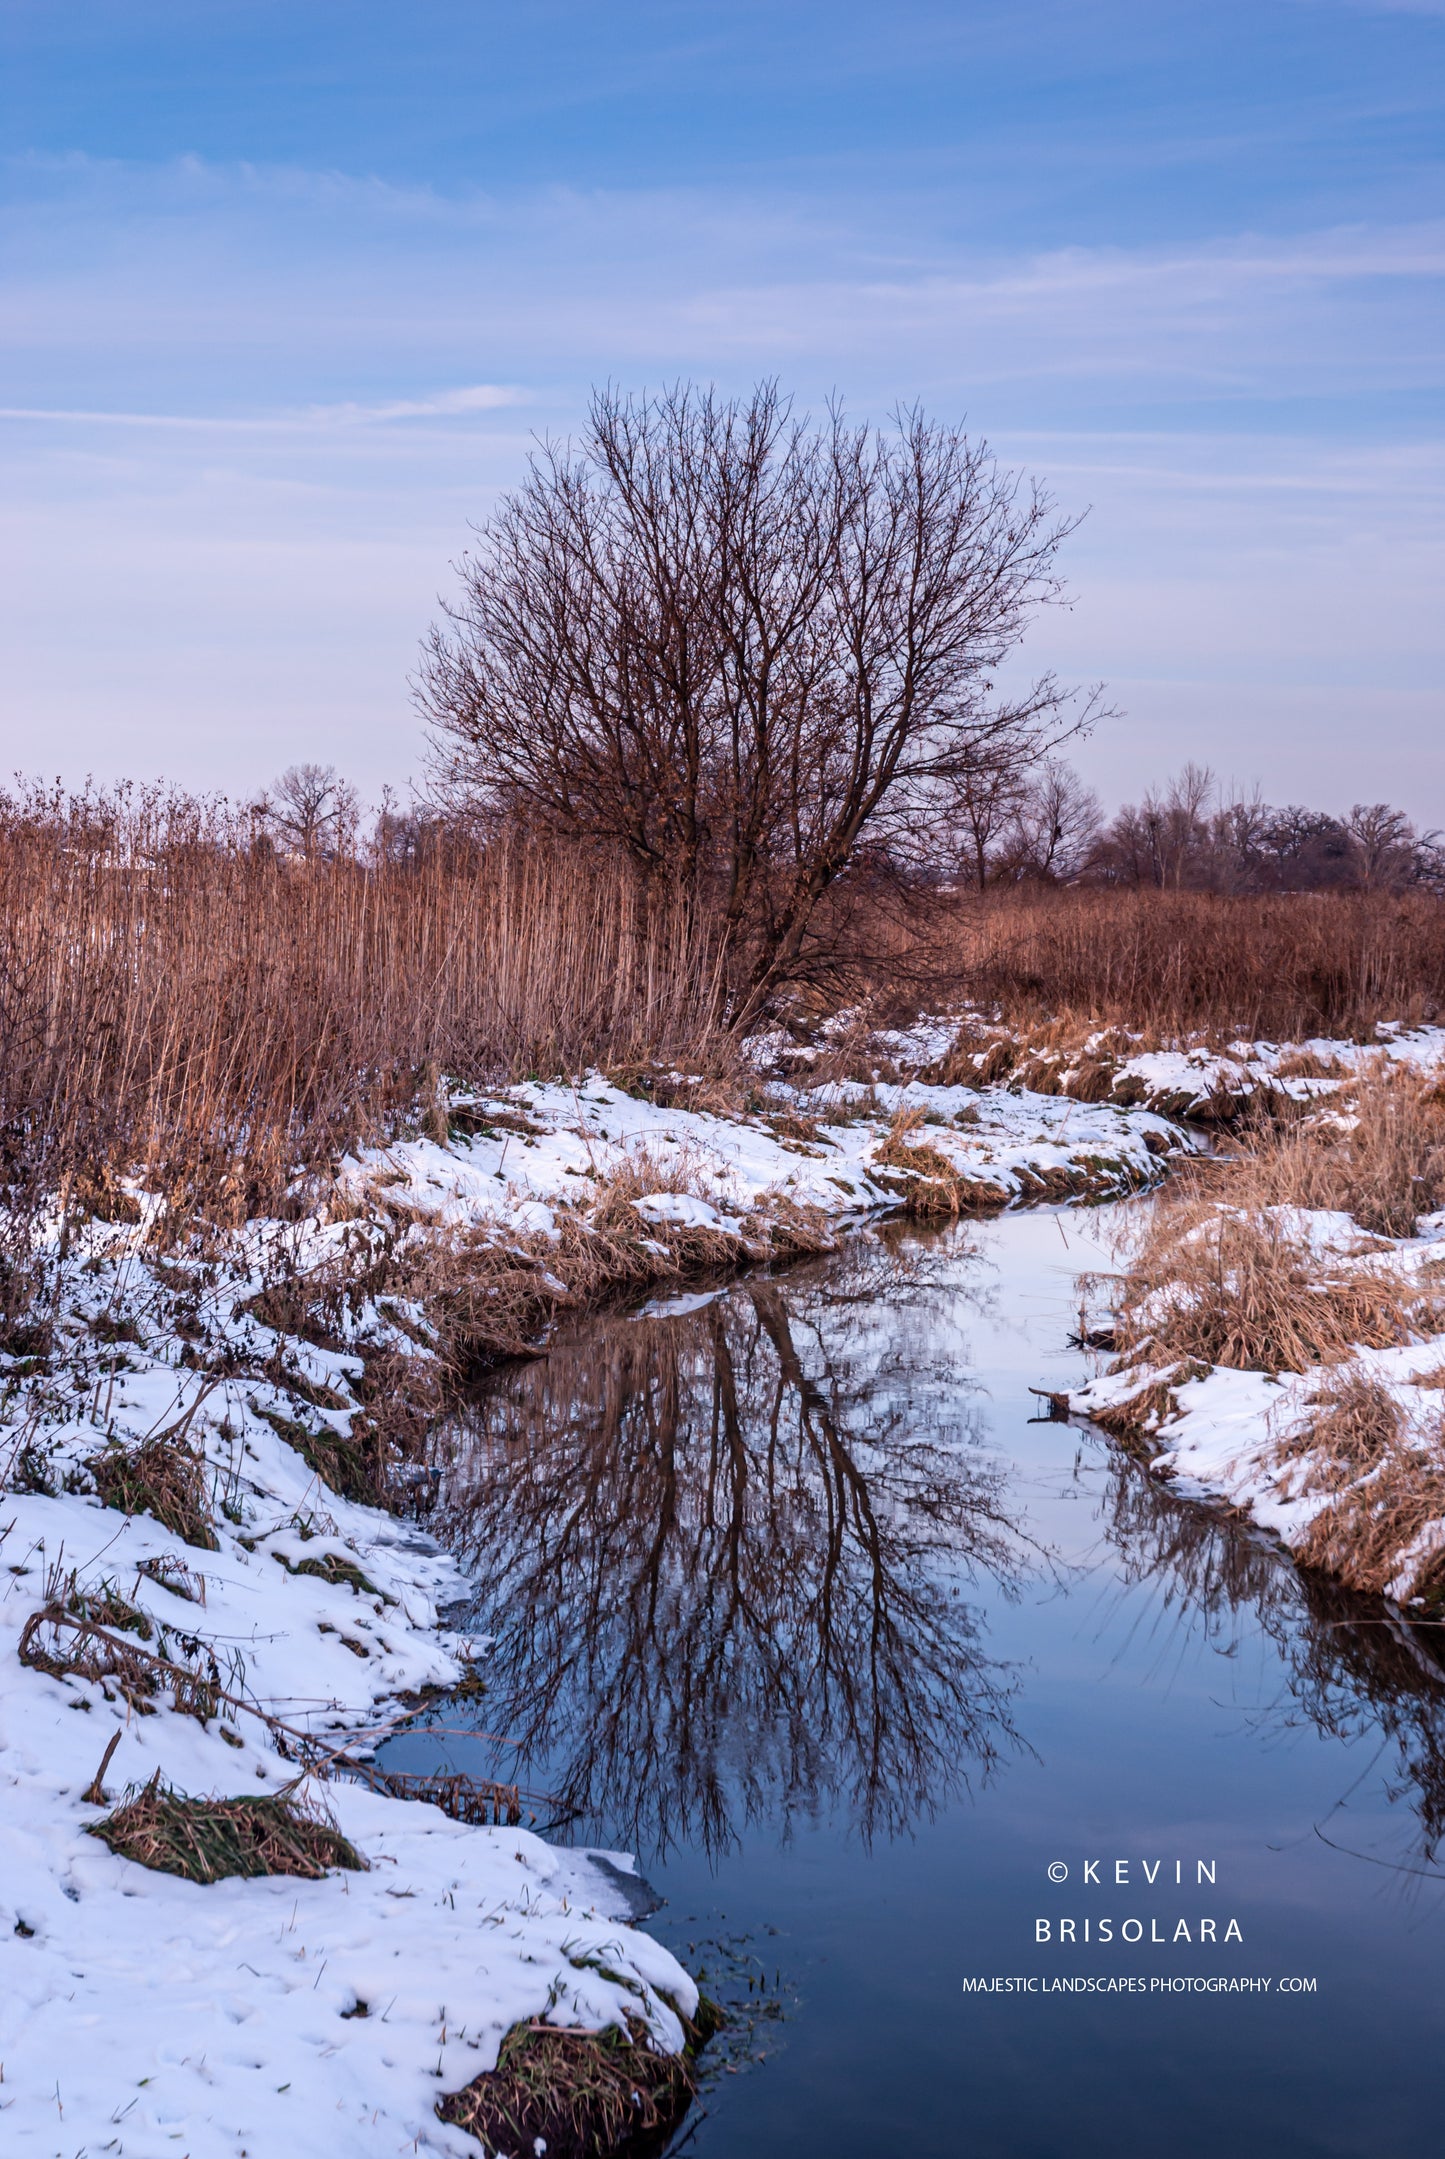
744,1193,837,1258
135,1554,207,1603
1273,1048,1347,1080
1275,1367,1403,1493
438,2015,699,2159
1113,1205,1431,1374
871,1107,1000,1217
89,1775,366,1883
1064,1055,1124,1104
1085,1376,1188,1455
388,1165,746,1388
90,1434,218,1551
612,1066,750,1120
1279,1372,1445,1603
1200,1063,1445,1238
18,1601,221,1720
1335,1065,1445,1236
766,1108,829,1152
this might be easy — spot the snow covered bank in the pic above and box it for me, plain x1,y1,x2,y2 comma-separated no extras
1065,1316,1445,1608
757,1009,1445,1125
336,1060,1187,1237
0,1238,697,2156
1057,1040,1445,1613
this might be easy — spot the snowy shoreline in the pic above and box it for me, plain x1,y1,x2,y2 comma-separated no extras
1053,1024,1445,1614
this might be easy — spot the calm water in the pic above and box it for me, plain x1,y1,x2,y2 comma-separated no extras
382,1209,1445,2157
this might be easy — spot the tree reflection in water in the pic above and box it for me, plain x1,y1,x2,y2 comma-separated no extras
430,1248,1028,1858
1101,1457,1445,1862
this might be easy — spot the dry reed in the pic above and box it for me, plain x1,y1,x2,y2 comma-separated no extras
1277,1368,1445,1606
1213,1063,1445,1237
0,784,724,1232
892,886,1445,1040
1112,1208,1431,1374
1110,1070,1445,1374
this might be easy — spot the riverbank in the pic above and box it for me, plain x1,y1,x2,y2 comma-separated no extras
2,1011,1442,2151
1060,1035,1445,1613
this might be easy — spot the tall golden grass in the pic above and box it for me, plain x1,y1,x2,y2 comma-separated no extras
1107,1067,1445,1378
4,782,1444,1231
0,787,722,1222
910,886,1445,1040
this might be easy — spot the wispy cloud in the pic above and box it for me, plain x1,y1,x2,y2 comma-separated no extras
0,384,526,430
5,151,1440,418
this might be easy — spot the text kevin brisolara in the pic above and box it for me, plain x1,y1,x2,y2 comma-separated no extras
1036,1857,1240,1945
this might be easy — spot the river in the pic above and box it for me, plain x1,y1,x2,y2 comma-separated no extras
380,1205,1445,2156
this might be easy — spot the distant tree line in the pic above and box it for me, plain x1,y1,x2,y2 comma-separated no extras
942,756,1443,895
255,754,1442,904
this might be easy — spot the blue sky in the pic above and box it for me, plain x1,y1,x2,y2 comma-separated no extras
3,0,1442,815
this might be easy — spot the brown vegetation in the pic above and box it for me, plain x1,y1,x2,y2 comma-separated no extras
907,887,1445,1042
90,1429,218,1551
438,2012,706,2159
20,1595,227,1721
1209,1063,1445,1238
1111,1206,1436,1378
1277,1369,1445,1608
1,778,1441,1260
89,1775,366,1883
1107,1074,1445,1375
0,785,720,1232
867,1107,1004,1217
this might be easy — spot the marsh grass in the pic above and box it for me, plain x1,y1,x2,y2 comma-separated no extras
90,1431,219,1551
1108,1068,1445,1376
89,1774,366,1883
1215,1063,1445,1238
0,785,725,1239
907,887,1445,1041
870,1107,1006,1217
1276,1369,1445,1606
1111,1208,1427,1375
438,2010,710,2159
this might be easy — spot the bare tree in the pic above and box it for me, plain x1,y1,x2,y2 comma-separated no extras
419,382,1095,1027
255,764,360,861
1347,803,1420,893
943,742,1031,890
1093,762,1214,887
1000,757,1101,881
1088,774,1443,895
